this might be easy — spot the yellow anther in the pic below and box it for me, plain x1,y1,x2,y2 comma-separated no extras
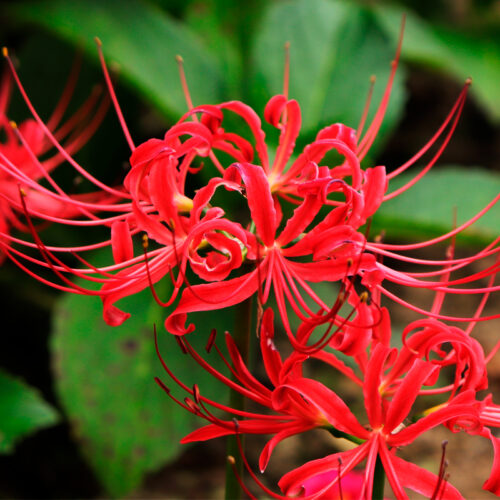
9,120,17,129
94,36,102,48
142,234,149,249
422,403,446,417
2,47,8,58
360,291,369,303
176,194,193,213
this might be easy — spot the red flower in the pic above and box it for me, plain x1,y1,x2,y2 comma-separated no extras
3,39,499,335
165,157,383,336
156,304,494,498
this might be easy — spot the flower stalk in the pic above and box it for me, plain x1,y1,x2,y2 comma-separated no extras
373,454,385,500
225,296,253,500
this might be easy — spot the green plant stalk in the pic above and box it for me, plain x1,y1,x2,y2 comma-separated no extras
373,454,385,500
225,297,253,500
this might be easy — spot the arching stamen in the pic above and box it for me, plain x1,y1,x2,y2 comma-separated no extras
3,46,129,198
371,190,500,251
45,87,111,168
180,334,270,406
357,14,405,159
384,82,469,201
94,37,135,151
175,53,227,175
431,440,449,500
387,79,471,182
338,457,344,500
283,41,290,100
356,75,376,139
16,187,109,295
378,284,500,322
176,55,194,111
10,121,97,221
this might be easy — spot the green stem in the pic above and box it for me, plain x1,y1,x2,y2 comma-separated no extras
225,297,253,500
325,426,365,445
372,454,385,500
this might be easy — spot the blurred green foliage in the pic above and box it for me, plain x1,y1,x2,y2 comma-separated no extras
0,370,59,454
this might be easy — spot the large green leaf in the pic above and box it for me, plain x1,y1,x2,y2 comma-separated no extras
0,369,59,454
373,166,500,245
52,251,231,496
373,5,500,121
7,0,225,119
251,0,406,151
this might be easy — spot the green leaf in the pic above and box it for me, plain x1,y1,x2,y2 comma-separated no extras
0,369,59,454
372,5,500,121
373,166,500,245
433,27,500,122
184,0,243,99
7,0,225,119
251,0,406,151
52,249,230,496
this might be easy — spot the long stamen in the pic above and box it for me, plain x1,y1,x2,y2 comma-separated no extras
44,88,111,169
16,188,109,294
175,54,226,175
10,121,98,221
94,37,135,151
431,441,449,500
283,41,290,100
356,75,376,139
384,81,470,201
2,47,128,198
357,14,405,159
176,55,194,111
387,79,471,182
378,284,500,322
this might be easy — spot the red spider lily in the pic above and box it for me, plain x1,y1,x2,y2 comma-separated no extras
2,34,499,336
164,158,383,337
1,46,259,329
1,45,386,334
155,301,500,498
166,74,500,332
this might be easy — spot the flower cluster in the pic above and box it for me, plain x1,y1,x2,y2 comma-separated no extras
2,29,500,499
